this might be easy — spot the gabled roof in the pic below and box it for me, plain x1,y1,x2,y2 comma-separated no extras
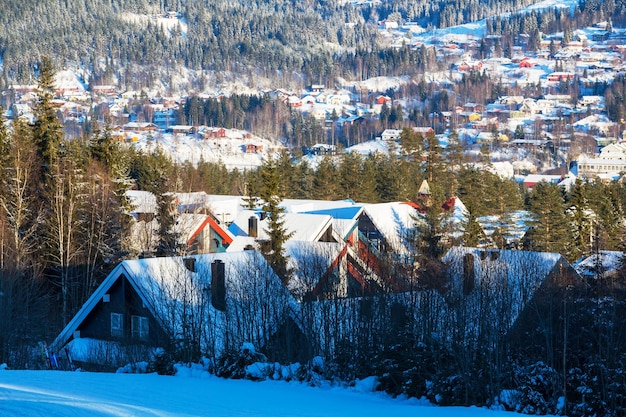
179,213,234,246
51,251,290,353
228,211,336,243
361,202,420,254
574,251,624,279
442,247,570,327
285,241,347,299
126,190,157,214
302,206,363,242
128,213,233,254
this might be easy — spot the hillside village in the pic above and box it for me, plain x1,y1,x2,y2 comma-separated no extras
4,16,626,182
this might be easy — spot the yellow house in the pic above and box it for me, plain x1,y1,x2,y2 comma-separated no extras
468,113,481,122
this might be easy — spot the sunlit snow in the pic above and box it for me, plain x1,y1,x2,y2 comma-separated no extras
0,369,548,417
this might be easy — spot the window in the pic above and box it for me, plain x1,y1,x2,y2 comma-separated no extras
111,313,123,337
131,315,149,340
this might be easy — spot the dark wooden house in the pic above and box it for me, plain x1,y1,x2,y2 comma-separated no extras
51,251,297,369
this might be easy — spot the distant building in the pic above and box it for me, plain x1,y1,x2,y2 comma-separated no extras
575,156,626,178
380,129,402,141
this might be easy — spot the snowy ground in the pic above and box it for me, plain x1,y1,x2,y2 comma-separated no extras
0,369,543,417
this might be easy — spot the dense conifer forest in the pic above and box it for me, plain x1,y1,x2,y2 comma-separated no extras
0,0,587,89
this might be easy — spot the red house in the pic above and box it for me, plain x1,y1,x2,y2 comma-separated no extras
204,127,227,139
245,144,263,153
519,58,535,68
375,95,392,105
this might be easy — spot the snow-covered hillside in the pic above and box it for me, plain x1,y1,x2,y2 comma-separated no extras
0,369,549,417
128,129,282,169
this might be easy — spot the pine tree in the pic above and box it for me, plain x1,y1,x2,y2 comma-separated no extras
414,201,446,290
313,155,339,200
594,182,625,251
463,210,487,247
357,155,381,203
338,151,362,200
155,190,181,257
32,57,63,176
424,130,445,184
526,182,572,257
89,122,120,174
567,179,593,260
399,127,424,161
0,107,10,176
374,154,406,202
258,158,294,285
446,130,464,187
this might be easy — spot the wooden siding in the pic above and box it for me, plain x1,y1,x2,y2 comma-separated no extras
76,274,168,347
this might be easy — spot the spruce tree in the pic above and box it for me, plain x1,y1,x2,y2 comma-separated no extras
338,151,362,200
313,155,339,200
463,210,487,247
414,200,446,290
155,190,181,257
241,181,260,210
293,159,314,200
357,155,381,203
32,57,63,176
567,179,593,260
258,158,294,285
526,181,572,257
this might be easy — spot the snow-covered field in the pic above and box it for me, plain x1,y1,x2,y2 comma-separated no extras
0,369,541,417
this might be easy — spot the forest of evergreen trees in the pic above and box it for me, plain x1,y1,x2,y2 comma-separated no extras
2,0,610,91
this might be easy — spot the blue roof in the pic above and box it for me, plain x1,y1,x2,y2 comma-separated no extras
303,206,362,220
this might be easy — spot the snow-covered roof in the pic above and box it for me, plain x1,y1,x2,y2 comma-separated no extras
228,211,335,243
281,199,358,214
126,190,158,213
173,191,210,212
345,140,391,155
361,202,419,254
478,210,534,244
301,205,362,220
523,174,563,185
574,251,624,278
302,206,363,241
285,240,346,299
442,246,570,328
52,251,293,357
54,70,86,95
